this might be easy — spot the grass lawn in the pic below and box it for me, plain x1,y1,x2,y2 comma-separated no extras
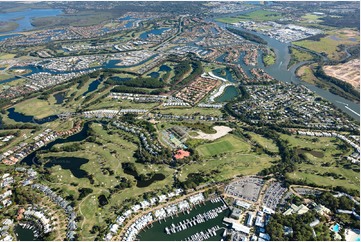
179,152,275,182
288,47,316,68
0,21,19,33
301,13,323,23
39,122,177,239
216,10,282,23
13,97,68,119
296,64,319,85
0,73,13,81
0,129,33,152
196,134,251,157
287,168,359,191
0,53,16,60
293,29,360,61
87,97,158,111
262,50,276,67
246,132,279,153
281,134,359,191
0,78,27,89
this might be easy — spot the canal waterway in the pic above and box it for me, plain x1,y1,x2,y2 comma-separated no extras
138,200,230,241
1,53,158,85
0,33,22,41
212,18,360,120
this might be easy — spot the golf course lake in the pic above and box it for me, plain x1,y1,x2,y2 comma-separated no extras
7,107,58,124
140,28,171,40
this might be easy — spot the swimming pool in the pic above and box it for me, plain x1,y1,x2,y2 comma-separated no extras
333,224,340,233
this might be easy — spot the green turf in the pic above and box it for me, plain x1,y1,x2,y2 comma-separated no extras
293,29,360,61
216,10,282,23
179,153,276,182
281,134,359,191
37,122,176,239
196,134,251,157
247,132,279,153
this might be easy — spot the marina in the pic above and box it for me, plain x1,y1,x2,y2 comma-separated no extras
14,222,40,241
137,198,230,241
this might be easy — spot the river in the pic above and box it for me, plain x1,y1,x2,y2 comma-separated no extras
0,9,63,34
212,19,360,121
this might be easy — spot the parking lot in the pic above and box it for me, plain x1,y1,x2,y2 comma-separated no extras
225,177,264,202
294,188,323,197
262,182,287,210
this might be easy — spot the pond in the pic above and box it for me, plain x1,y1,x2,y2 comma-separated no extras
7,107,58,124
147,72,160,79
140,28,170,40
215,86,239,102
83,79,101,96
159,64,171,72
21,122,91,166
53,92,65,104
122,164,166,187
136,173,166,188
213,68,237,83
296,148,324,158
44,157,89,179
329,35,341,41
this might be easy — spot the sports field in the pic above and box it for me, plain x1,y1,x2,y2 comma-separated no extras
196,134,250,157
